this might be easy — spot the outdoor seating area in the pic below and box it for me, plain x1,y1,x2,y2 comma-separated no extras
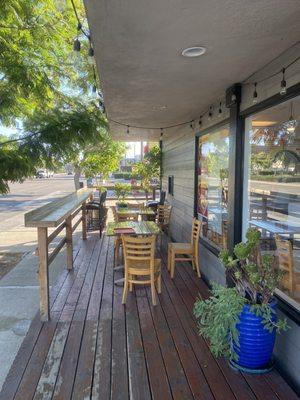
1,226,298,400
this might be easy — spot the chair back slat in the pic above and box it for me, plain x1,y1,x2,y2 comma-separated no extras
157,204,172,225
191,218,201,247
122,235,156,270
275,235,294,293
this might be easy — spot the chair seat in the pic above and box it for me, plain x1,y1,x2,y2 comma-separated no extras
169,242,193,253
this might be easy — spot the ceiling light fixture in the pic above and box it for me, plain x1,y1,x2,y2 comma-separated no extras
181,46,206,58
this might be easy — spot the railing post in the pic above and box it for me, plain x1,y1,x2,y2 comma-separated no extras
65,215,73,270
37,227,50,321
82,201,87,240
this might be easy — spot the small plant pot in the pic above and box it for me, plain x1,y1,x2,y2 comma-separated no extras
116,202,128,208
232,300,277,371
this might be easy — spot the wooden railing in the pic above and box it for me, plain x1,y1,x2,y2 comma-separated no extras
25,189,92,321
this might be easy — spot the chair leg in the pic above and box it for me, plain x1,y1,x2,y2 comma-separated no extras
151,277,157,306
167,246,171,271
157,273,161,294
114,245,118,266
129,275,133,292
194,255,201,278
170,250,175,279
191,258,196,270
122,277,128,304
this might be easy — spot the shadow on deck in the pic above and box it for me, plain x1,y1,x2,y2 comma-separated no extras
0,232,298,399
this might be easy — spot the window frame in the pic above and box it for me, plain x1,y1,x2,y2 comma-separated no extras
194,83,300,324
194,118,230,255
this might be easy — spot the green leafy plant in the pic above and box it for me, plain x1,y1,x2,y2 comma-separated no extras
114,182,131,205
194,227,288,360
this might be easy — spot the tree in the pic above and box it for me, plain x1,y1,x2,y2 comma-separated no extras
251,152,272,174
133,145,161,200
0,0,89,123
80,135,126,186
0,0,109,194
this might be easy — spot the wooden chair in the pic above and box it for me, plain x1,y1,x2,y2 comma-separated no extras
122,235,161,305
168,218,201,278
156,204,172,246
275,235,300,296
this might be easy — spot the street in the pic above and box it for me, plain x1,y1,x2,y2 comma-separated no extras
0,174,76,231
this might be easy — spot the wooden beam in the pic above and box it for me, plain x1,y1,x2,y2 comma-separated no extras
37,227,50,321
65,216,73,270
82,202,87,240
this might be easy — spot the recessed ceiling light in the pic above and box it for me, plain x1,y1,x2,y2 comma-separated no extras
181,46,206,57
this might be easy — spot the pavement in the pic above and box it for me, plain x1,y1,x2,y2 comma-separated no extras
0,175,80,390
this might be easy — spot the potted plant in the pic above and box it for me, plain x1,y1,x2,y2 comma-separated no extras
114,182,131,208
194,227,288,372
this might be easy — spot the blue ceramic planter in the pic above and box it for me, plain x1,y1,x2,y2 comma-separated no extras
232,300,277,370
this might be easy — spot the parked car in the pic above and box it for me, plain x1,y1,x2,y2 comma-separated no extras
36,169,54,178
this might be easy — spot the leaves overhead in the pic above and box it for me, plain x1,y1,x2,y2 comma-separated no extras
0,0,108,193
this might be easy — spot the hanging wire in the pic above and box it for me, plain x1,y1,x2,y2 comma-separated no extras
243,55,300,85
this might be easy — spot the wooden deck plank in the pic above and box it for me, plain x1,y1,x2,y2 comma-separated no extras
18,237,95,400
172,262,256,400
52,235,104,400
156,280,215,400
111,265,129,400
160,266,236,400
70,236,110,399
91,237,115,399
136,289,173,400
144,286,195,400
125,292,152,400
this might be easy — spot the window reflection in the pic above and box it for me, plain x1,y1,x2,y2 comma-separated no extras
197,126,230,249
243,96,300,306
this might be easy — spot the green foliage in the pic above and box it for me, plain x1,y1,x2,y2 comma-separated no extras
221,227,284,305
0,0,110,194
133,145,161,195
0,0,88,123
81,136,126,180
193,283,246,360
0,105,107,193
194,228,288,361
251,152,272,174
114,183,131,202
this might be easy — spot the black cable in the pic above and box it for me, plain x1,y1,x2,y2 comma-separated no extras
243,55,300,85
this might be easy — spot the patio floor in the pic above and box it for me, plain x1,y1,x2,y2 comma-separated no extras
0,231,298,400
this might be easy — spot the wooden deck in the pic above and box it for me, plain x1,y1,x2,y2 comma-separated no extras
0,232,298,400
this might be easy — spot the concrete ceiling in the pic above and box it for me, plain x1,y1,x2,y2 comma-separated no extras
84,0,300,140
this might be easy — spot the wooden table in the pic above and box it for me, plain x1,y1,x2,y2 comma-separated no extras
25,188,93,321
106,221,160,236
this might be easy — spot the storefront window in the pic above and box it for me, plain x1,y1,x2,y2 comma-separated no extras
243,96,300,308
197,125,230,249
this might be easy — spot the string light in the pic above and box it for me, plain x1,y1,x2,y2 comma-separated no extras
280,68,287,95
160,128,164,138
218,102,222,117
199,116,202,127
127,125,130,134
253,82,258,104
190,121,194,130
208,106,213,120
88,46,94,65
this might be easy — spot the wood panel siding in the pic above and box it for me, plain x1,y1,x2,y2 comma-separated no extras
162,126,195,244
